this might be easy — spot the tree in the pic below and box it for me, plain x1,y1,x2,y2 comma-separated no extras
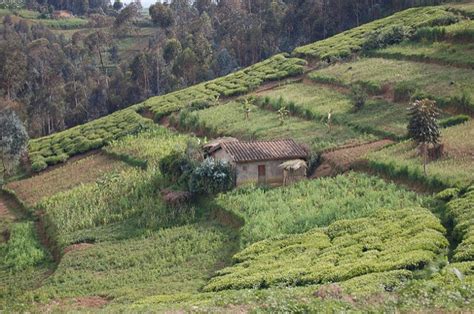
407,99,441,175
0,108,28,180
163,38,182,63
0,40,27,100
113,0,123,11
149,3,174,28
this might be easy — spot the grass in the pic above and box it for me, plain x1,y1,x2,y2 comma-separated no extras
293,6,457,60
310,57,474,111
204,207,447,291
216,172,430,247
5,153,129,208
104,126,194,168
257,83,410,139
28,222,238,309
366,120,474,189
370,41,474,68
176,100,376,152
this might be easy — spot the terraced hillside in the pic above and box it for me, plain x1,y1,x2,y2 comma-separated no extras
1,4,474,312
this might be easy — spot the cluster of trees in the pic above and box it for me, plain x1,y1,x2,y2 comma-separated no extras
0,0,449,139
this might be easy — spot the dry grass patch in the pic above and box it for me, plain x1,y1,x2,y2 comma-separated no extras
5,153,129,208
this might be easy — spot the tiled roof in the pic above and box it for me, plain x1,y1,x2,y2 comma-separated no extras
219,139,308,163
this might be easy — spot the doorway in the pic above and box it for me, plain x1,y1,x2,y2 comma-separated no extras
258,165,266,185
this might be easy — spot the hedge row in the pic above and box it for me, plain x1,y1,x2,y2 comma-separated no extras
204,207,447,292
144,54,307,120
293,7,457,60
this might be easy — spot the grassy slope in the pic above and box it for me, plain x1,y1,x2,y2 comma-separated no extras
178,100,376,152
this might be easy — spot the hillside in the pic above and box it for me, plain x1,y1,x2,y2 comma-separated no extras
1,2,474,312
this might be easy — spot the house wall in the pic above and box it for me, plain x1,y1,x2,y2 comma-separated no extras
236,160,287,186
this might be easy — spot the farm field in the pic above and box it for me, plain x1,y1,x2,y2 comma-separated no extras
371,41,474,68
5,153,129,208
177,101,377,152
215,172,431,247
366,120,474,189
258,83,410,138
310,58,474,109
1,4,474,312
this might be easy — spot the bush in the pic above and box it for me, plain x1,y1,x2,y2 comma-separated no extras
439,115,470,128
2,222,48,271
450,92,473,113
159,151,196,187
350,84,368,111
363,25,414,51
412,27,446,42
31,159,48,172
189,159,235,195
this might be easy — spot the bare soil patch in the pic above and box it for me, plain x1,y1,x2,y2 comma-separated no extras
42,296,111,312
5,152,128,207
313,140,393,178
63,243,95,255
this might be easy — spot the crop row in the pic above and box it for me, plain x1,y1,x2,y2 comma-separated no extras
204,207,447,292
445,186,474,262
144,54,307,120
293,6,458,60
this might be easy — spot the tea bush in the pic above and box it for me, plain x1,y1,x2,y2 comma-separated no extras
293,7,457,60
446,187,474,262
216,172,429,246
204,207,447,292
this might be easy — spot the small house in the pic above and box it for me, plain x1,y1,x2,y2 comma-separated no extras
207,139,308,186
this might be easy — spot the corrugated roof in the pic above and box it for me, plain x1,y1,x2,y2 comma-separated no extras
219,139,308,163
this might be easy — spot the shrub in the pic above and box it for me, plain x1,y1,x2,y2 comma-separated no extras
412,27,446,42
31,159,48,172
363,25,414,51
189,159,235,195
2,222,48,271
159,151,196,187
450,92,473,113
350,84,368,111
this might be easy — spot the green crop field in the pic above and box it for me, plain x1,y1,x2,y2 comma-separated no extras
177,100,376,152
367,120,474,189
293,6,457,60
310,58,474,111
258,83,410,139
2,4,474,312
215,172,430,247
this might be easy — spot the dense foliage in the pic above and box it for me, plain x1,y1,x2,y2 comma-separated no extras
204,207,447,291
216,172,429,246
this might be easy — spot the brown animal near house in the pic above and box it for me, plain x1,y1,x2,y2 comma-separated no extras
52,10,74,19
206,139,309,187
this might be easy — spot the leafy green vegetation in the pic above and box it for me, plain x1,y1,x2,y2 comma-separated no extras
310,57,474,111
204,207,447,291
28,107,153,172
446,187,474,262
176,100,376,152
258,83,409,139
293,7,457,60
31,223,237,307
216,172,429,247
366,120,474,189
370,41,474,68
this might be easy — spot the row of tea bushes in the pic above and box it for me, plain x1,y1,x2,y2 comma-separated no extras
445,186,474,262
204,207,447,292
28,107,153,172
144,54,307,120
293,7,458,60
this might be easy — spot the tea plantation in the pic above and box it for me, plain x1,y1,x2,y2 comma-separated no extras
1,4,474,312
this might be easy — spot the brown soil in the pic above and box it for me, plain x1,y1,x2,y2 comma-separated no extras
313,140,394,178
63,243,95,255
42,296,111,312
6,152,127,208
